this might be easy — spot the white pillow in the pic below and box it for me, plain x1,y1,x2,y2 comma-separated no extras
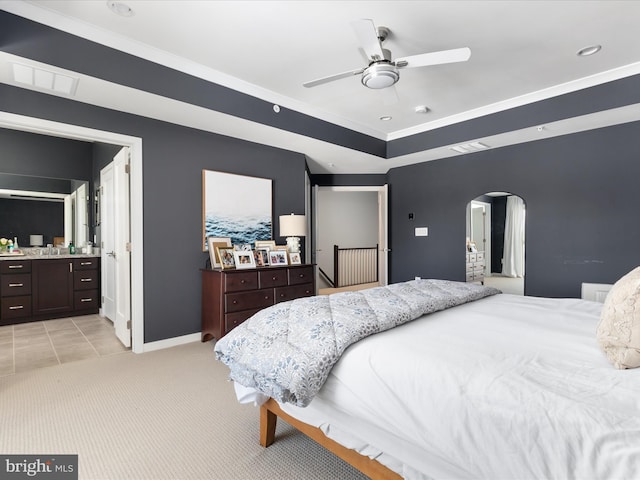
596,266,640,369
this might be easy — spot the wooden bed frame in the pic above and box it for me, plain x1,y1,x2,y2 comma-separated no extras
260,398,402,480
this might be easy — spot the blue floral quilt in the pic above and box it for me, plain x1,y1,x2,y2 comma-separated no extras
214,279,500,407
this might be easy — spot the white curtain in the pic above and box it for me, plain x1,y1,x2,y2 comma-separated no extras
502,196,525,278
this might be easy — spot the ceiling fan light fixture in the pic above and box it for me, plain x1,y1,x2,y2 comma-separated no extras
361,63,399,89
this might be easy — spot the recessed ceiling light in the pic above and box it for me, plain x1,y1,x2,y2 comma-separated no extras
107,1,135,17
577,45,601,57
379,115,392,121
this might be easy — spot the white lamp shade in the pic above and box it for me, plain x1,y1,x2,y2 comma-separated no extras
279,214,307,237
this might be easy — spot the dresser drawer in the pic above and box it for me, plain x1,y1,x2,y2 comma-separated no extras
74,269,99,290
275,283,314,303
225,289,274,313
258,269,288,288
74,290,99,310
225,308,262,333
1,295,32,319
74,258,99,270
1,274,32,297
288,266,314,286
0,260,31,274
224,271,258,292
475,252,485,262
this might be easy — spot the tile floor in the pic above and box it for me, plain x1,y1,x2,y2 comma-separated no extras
0,314,130,377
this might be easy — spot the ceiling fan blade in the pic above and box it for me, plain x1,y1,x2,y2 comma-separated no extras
303,67,365,88
395,47,471,69
351,18,386,61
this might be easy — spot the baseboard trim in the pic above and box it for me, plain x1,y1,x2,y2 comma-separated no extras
141,333,201,353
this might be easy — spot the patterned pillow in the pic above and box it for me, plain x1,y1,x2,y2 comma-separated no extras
596,266,640,369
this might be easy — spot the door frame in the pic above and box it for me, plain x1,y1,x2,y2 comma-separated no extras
312,184,388,287
0,111,145,353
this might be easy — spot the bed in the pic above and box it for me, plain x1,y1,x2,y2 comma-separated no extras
214,278,640,480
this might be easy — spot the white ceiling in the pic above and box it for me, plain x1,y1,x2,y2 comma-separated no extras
2,0,640,174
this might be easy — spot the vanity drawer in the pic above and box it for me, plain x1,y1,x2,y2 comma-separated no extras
1,274,32,297
74,258,99,270
224,271,258,292
1,295,32,319
258,269,288,288
74,290,99,310
0,260,31,274
288,266,314,286
74,269,99,290
225,289,274,313
275,283,314,303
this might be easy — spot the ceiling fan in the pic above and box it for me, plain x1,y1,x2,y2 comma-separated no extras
303,19,471,90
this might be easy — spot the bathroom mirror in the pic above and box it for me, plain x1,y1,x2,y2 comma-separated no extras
0,173,90,248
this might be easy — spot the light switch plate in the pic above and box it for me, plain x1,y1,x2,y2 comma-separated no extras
415,227,429,237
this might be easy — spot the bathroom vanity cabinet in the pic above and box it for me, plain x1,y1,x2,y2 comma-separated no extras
0,255,100,326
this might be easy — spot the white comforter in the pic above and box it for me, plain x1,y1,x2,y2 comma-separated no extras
275,294,640,480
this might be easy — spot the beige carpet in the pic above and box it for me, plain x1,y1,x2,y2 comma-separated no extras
0,341,367,480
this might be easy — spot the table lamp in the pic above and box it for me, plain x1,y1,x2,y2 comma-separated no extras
279,213,306,254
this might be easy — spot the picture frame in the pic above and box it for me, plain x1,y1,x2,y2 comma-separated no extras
289,252,302,265
254,248,270,267
269,249,288,266
234,243,253,252
217,247,236,269
207,236,232,269
255,240,276,250
233,250,256,269
202,170,272,251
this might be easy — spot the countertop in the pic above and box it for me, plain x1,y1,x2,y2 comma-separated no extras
0,252,100,261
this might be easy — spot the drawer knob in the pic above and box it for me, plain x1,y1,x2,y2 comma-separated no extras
265,296,270,300
240,280,246,284
8,265,23,269
233,300,238,304
299,274,304,278
80,262,92,266
272,276,277,280
80,278,92,282
9,305,24,310
8,283,23,287
80,298,92,302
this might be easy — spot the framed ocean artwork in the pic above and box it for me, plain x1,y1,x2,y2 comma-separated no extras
202,170,272,251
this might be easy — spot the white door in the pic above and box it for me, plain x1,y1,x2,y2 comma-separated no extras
378,184,389,286
100,147,132,347
100,164,116,322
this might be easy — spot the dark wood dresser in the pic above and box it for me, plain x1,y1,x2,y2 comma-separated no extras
201,264,315,342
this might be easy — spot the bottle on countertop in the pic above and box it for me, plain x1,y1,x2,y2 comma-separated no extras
69,241,76,254
13,237,18,250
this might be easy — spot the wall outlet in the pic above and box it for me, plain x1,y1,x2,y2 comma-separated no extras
415,227,429,236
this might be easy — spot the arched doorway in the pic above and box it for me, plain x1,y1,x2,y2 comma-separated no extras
466,192,525,295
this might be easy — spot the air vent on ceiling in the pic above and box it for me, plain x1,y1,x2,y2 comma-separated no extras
12,63,79,96
450,141,490,154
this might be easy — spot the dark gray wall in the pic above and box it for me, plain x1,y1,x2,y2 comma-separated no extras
0,128,93,180
1,83,308,343
0,198,64,247
388,121,640,298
